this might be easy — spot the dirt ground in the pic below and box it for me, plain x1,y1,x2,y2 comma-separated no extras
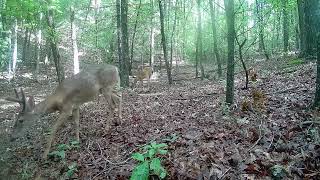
0,58,319,179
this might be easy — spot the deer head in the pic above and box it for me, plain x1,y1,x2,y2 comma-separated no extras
6,88,36,141
133,66,153,88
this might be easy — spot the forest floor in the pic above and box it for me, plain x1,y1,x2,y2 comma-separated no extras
0,56,320,180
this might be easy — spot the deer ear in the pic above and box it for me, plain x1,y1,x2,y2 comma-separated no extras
27,96,35,111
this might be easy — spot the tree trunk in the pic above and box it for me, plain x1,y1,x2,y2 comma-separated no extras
283,0,289,53
34,13,42,81
9,19,18,80
297,0,305,56
304,0,318,58
209,0,222,77
22,27,29,63
116,0,124,82
255,0,269,60
196,0,204,80
170,0,178,70
70,7,79,74
149,0,155,68
224,0,235,105
159,0,172,84
129,0,142,75
46,1,65,83
120,0,130,87
314,32,320,107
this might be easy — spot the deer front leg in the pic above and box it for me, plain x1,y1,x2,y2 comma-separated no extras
43,112,69,159
72,107,80,142
147,77,150,91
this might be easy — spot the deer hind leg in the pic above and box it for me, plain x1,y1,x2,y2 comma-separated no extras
72,107,80,142
101,87,115,127
43,112,70,159
111,90,122,120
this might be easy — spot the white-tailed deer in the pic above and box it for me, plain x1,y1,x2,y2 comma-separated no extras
133,66,153,90
6,64,122,159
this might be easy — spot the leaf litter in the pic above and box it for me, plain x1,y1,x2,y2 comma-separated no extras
0,58,319,179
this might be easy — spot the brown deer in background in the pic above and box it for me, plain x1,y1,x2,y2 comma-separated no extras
5,64,122,159
133,66,153,90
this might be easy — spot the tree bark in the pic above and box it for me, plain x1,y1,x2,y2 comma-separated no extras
304,0,318,58
34,13,42,81
159,0,172,84
116,0,122,68
46,1,65,83
120,0,130,87
170,0,178,70
224,0,235,105
255,0,269,60
297,0,305,56
9,19,18,80
149,0,155,68
129,0,142,75
70,7,79,74
282,0,289,53
22,27,29,63
197,0,204,80
209,0,222,77
314,32,320,107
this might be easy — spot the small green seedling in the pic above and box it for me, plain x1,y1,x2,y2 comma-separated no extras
65,162,78,178
48,140,79,160
130,141,168,180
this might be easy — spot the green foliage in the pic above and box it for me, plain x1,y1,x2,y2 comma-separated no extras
308,127,320,143
65,162,78,178
270,164,286,179
48,140,79,160
130,141,168,180
287,58,304,66
163,133,179,143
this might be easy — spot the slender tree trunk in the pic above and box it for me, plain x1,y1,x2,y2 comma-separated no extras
116,0,122,73
314,32,320,107
282,0,289,53
22,27,29,63
170,0,178,70
182,0,186,61
94,0,99,52
70,7,79,74
46,1,65,83
129,0,142,75
255,0,269,60
9,19,18,80
224,0,235,105
197,0,204,80
297,0,305,56
159,0,172,84
149,0,155,68
209,0,222,77
120,0,129,87
34,13,42,81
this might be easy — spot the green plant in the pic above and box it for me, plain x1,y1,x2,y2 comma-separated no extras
270,164,287,179
130,141,168,180
48,140,79,160
65,162,78,178
287,58,304,66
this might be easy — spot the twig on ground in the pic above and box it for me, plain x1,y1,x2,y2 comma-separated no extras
219,167,231,180
249,119,263,151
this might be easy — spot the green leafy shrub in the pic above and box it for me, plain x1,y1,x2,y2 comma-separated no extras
130,141,168,180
